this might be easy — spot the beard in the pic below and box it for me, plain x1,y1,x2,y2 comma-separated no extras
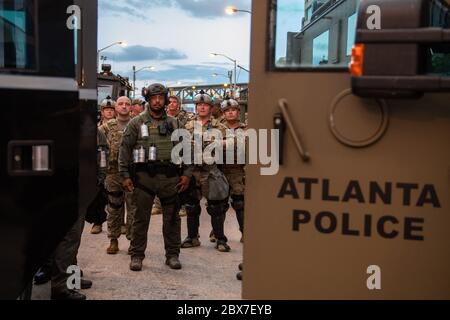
150,104,164,114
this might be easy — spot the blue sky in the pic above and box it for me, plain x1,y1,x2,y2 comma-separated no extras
98,0,252,95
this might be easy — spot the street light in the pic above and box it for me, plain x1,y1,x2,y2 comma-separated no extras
225,6,252,15
133,66,156,98
210,52,237,96
97,41,127,72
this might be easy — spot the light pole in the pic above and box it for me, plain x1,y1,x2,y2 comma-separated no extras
225,6,252,15
210,53,237,96
97,41,127,72
133,66,155,98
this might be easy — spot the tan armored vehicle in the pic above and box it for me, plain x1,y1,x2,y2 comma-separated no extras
244,0,450,299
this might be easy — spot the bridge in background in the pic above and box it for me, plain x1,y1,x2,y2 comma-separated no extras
169,83,249,105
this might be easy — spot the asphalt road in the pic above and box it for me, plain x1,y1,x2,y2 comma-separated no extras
32,202,243,300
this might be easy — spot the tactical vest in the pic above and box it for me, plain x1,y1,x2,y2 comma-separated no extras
136,116,174,162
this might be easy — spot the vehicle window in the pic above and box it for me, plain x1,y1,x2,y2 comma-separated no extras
427,0,450,76
272,0,358,69
0,0,36,71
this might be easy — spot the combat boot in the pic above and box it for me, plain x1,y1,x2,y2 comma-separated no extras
80,279,93,290
130,256,143,271
51,289,86,301
90,224,102,234
236,271,242,281
165,256,182,270
107,239,119,254
216,240,231,252
181,236,201,248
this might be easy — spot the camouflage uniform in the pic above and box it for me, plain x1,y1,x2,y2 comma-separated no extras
119,110,192,262
222,122,247,235
99,119,136,242
181,116,231,251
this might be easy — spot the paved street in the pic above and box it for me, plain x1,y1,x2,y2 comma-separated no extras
32,202,243,300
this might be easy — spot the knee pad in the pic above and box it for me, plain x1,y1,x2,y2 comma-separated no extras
107,191,124,210
231,195,245,211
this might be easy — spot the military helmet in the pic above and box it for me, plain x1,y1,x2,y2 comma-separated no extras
144,83,168,104
193,91,213,106
100,96,116,110
213,95,223,106
221,99,240,112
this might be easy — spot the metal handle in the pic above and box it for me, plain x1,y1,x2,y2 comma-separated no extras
278,99,310,162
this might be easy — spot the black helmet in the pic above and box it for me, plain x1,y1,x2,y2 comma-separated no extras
144,83,168,104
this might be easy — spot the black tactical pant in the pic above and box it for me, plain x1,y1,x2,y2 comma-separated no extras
51,211,85,293
182,167,229,243
130,171,181,259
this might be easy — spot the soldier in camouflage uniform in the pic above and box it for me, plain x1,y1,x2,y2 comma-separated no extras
97,96,116,127
98,96,135,254
119,84,191,271
222,99,246,242
181,92,232,252
211,95,226,124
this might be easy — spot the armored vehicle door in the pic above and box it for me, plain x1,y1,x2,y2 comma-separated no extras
0,0,98,299
244,0,450,299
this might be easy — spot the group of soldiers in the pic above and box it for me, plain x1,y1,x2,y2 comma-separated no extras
96,84,247,274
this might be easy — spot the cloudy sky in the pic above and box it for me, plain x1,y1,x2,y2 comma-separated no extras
98,0,252,96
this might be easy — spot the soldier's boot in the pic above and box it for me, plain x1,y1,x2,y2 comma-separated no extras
209,230,217,243
181,204,201,248
80,279,93,290
165,256,182,270
90,224,102,234
236,271,243,281
181,236,201,248
239,263,243,271
130,256,143,272
51,289,86,301
107,239,119,255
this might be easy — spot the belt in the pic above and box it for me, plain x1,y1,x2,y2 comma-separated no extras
134,162,179,178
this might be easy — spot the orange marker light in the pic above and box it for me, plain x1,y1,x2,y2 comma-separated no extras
349,44,365,77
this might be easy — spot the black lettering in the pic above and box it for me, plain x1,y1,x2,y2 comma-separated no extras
315,212,338,234
377,216,399,239
342,180,365,203
322,179,340,202
342,213,360,236
278,177,299,199
404,218,425,241
298,178,319,200
364,214,372,237
370,182,392,205
397,183,419,206
293,210,311,231
417,185,441,208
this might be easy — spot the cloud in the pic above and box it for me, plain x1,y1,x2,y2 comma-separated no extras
104,45,188,62
119,64,248,84
100,0,252,19
99,1,149,20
